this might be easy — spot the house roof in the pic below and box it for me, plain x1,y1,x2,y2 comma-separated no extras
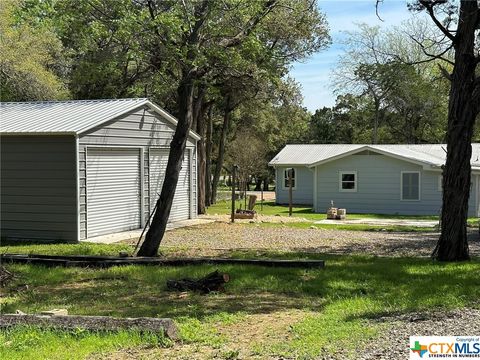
0,98,201,140
269,144,480,169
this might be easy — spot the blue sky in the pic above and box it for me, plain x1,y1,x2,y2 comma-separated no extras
291,0,414,112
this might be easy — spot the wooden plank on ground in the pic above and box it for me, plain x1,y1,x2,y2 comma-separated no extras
0,254,325,268
0,314,178,339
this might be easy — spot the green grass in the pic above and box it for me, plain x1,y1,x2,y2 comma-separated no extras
208,200,479,229
1,244,479,359
0,241,134,256
208,200,441,220
0,327,169,360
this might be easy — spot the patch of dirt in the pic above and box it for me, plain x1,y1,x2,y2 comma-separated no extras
89,310,306,360
218,309,305,358
123,222,480,257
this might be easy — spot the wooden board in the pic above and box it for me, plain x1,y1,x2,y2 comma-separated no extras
1,254,325,269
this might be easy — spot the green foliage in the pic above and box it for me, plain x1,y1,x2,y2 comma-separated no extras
0,0,67,101
322,21,451,145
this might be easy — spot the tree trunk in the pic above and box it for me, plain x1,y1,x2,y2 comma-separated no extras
205,107,213,207
137,75,195,256
254,178,262,191
196,102,210,215
372,95,380,144
263,178,269,191
211,96,232,204
433,0,478,261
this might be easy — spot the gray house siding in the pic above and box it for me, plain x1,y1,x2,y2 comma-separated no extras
314,153,478,216
0,135,77,241
78,107,197,240
275,166,314,205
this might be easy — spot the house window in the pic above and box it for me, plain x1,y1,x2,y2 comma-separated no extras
401,171,420,201
283,168,296,189
339,171,357,192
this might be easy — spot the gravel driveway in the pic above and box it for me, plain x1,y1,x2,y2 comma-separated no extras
129,221,480,257
356,309,480,360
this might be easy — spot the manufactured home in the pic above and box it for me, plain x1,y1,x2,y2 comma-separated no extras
0,98,199,242
269,144,480,216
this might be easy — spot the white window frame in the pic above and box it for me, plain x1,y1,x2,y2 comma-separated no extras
282,167,296,190
339,171,357,192
400,171,421,201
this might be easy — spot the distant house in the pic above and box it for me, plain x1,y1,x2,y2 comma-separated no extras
269,144,480,216
0,98,199,242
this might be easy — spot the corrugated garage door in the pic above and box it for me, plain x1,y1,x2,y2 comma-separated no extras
150,149,191,222
87,148,141,237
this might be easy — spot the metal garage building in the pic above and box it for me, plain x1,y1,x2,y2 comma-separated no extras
0,98,199,242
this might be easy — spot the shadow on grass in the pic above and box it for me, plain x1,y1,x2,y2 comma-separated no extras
2,254,479,322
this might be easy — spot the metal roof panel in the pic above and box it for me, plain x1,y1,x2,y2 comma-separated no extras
0,98,201,140
269,143,480,168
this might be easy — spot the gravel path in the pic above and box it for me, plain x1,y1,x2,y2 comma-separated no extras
132,222,480,257
356,308,480,360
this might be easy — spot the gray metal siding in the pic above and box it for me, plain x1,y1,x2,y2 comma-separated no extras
150,149,191,222
0,136,77,241
275,166,314,205
78,108,197,239
79,108,197,148
314,154,478,216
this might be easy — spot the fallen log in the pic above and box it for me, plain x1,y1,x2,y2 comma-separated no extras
167,270,229,293
0,314,178,339
0,254,325,269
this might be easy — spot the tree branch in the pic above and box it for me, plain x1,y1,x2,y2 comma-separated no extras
419,0,456,43
408,33,455,66
375,0,385,22
219,0,278,48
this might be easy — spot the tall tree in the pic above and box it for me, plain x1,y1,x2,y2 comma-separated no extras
332,21,450,145
406,0,480,261
139,0,279,256
140,0,329,256
0,0,67,101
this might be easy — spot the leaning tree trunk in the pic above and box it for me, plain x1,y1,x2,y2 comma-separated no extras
211,98,232,204
205,107,213,207
433,0,478,261
137,76,195,257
